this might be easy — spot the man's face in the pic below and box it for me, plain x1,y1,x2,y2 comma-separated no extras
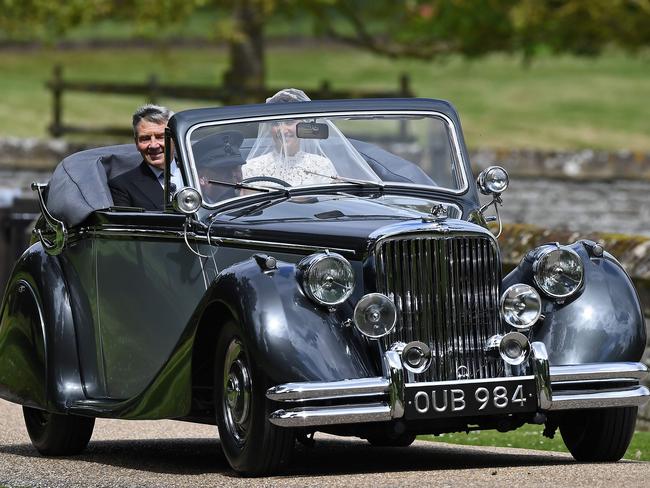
135,120,167,169
271,119,300,156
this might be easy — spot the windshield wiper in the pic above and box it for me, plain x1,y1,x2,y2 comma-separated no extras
303,170,385,188
206,179,291,220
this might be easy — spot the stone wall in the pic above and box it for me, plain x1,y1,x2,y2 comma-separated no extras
471,148,650,237
471,147,650,182
489,178,650,237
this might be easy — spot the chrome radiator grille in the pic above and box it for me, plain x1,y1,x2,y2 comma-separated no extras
375,234,501,382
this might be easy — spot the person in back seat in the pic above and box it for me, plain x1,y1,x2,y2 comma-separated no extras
195,130,247,204
109,104,182,210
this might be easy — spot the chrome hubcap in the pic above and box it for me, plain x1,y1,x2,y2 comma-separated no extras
222,338,252,445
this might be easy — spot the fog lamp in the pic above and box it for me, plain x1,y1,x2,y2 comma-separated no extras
173,187,202,214
353,293,396,339
500,284,542,330
477,166,509,195
533,247,584,299
499,331,531,366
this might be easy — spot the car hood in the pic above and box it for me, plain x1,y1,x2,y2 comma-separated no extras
208,193,489,255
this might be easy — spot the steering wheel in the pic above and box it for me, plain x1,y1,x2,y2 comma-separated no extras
241,176,291,188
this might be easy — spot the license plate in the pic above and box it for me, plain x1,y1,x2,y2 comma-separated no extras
404,376,538,420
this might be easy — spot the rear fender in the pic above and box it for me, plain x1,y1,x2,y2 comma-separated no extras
0,243,83,411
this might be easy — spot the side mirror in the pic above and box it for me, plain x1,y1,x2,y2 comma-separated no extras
172,187,202,215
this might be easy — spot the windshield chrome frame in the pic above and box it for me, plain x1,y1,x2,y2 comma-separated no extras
183,110,470,210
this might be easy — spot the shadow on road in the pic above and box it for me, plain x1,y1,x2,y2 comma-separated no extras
0,436,575,478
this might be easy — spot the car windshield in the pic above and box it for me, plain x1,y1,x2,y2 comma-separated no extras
187,112,466,206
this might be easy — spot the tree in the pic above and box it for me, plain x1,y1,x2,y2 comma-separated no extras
2,0,650,100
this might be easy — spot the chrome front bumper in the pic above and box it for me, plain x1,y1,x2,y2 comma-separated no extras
266,343,649,427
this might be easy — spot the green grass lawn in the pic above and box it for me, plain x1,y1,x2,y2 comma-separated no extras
1,45,649,150
420,424,650,461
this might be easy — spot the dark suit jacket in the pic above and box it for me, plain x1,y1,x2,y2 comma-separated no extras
109,161,164,211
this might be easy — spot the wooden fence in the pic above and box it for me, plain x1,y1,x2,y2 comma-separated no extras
46,64,414,138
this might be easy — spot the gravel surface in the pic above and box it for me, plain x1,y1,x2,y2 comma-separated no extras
1,399,649,487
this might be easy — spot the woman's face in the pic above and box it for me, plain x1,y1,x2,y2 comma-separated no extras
271,120,300,156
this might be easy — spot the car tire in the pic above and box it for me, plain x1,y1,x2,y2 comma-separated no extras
214,319,294,476
366,432,416,447
22,406,95,456
559,406,637,462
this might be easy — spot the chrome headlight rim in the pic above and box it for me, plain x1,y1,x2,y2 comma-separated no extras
173,186,202,214
499,283,542,330
353,292,397,339
299,252,355,307
532,246,584,299
499,331,531,366
477,165,509,195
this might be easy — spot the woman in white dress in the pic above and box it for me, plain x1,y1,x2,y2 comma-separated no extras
244,118,338,186
244,88,380,188
244,89,338,186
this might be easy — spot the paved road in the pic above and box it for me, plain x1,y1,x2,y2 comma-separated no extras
1,400,648,487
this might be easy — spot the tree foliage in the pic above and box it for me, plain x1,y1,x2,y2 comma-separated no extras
310,0,650,60
2,0,649,94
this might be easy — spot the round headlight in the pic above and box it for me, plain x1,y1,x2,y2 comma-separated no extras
353,293,397,339
299,253,354,306
500,284,542,329
173,187,202,214
533,247,584,298
477,166,509,195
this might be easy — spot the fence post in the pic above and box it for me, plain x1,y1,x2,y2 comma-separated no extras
398,74,411,138
49,64,64,138
399,73,411,97
320,80,331,100
148,74,159,104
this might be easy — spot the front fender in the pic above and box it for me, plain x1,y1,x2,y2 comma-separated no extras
504,241,646,364
201,257,376,384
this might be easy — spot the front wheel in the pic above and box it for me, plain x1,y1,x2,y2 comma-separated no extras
559,407,637,462
23,406,95,456
214,320,294,476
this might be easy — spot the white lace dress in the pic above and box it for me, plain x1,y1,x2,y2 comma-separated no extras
244,151,337,186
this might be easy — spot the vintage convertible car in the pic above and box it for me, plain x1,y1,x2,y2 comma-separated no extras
0,98,647,476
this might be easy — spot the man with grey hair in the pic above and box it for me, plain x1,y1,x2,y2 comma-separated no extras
109,104,182,210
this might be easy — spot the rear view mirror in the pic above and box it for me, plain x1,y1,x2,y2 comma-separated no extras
296,122,329,139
